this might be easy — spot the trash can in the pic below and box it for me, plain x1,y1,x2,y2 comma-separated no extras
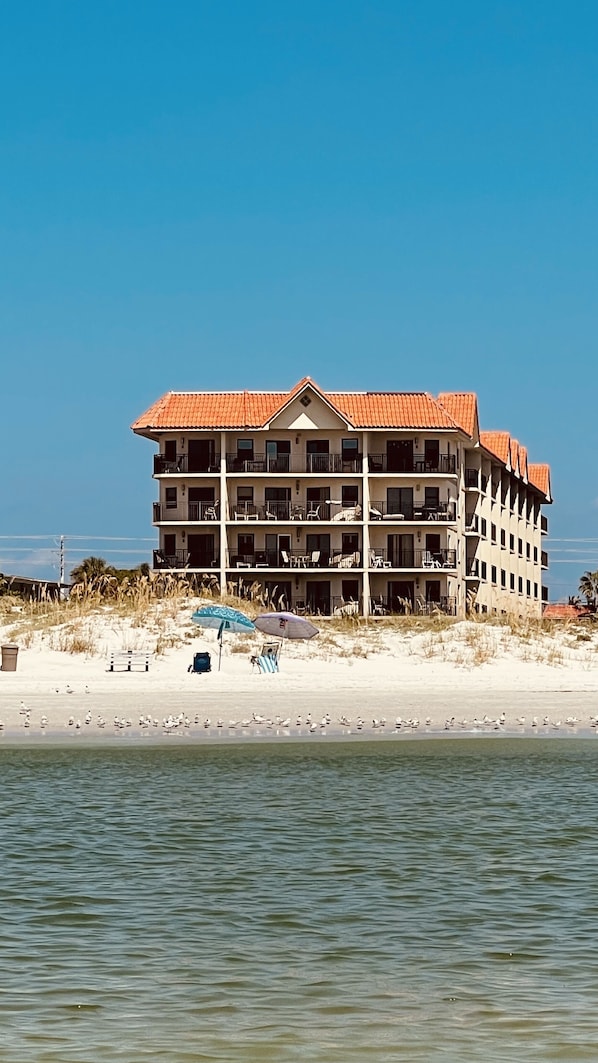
1,644,19,672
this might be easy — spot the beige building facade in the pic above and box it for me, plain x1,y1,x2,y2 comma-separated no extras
132,377,551,619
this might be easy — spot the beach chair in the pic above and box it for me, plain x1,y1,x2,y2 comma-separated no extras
255,654,279,673
188,652,211,674
250,642,281,671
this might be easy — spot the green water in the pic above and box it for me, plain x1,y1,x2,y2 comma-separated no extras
1,739,597,1062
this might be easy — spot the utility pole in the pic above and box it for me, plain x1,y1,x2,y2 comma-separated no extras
59,535,65,594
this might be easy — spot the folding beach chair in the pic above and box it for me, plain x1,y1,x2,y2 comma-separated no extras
255,654,279,673
250,642,281,672
188,652,211,674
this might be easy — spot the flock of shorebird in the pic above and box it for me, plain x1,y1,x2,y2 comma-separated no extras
0,701,594,737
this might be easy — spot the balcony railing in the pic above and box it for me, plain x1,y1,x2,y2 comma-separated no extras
154,454,221,474
230,500,363,522
153,549,220,570
369,501,456,522
225,453,362,474
368,454,456,474
369,548,456,570
465,560,480,577
153,501,220,522
465,515,479,534
369,595,457,616
188,501,220,521
153,549,189,569
227,550,362,570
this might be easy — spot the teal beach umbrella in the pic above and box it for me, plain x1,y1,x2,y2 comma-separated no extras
191,604,255,671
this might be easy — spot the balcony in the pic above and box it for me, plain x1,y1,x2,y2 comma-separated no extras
153,549,189,569
464,469,488,491
154,454,221,474
153,549,220,570
230,500,363,522
369,500,456,522
368,454,456,474
464,515,480,535
369,595,457,616
188,501,220,521
465,560,480,578
225,453,362,474
227,550,362,570
369,548,456,570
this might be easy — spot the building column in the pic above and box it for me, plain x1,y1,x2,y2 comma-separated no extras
219,431,227,597
361,434,370,617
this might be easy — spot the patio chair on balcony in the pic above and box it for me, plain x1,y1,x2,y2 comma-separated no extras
281,550,291,567
306,504,321,520
422,551,441,569
205,502,219,521
310,550,321,566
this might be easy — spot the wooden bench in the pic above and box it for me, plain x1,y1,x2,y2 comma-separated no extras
109,651,152,673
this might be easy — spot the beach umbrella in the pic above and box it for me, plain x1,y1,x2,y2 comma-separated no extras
191,604,255,671
254,611,319,656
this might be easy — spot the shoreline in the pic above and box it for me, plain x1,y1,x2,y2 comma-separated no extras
0,688,596,744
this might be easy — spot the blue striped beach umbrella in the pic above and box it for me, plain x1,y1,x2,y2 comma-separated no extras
191,604,255,671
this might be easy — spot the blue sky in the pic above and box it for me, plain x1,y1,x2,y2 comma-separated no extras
1,1,596,595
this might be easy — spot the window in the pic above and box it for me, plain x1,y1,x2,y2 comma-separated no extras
424,439,440,470
164,440,177,463
526,580,531,596
518,538,523,556
342,485,359,507
480,561,487,580
425,487,440,512
501,529,506,548
481,518,487,537
526,542,531,560
501,569,506,588
510,534,515,553
491,565,497,584
510,573,515,590
534,546,538,563
165,487,177,509
341,438,360,467
342,533,359,554
518,576,523,593
534,582,538,598
491,523,497,544
237,486,253,503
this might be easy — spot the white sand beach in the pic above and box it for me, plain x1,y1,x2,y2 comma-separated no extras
1,597,597,741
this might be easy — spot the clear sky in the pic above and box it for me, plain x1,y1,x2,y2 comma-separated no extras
2,1,597,595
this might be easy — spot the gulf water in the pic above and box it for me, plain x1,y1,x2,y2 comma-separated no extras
1,738,597,1062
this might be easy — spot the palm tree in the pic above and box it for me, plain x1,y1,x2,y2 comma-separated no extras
578,570,598,612
70,556,116,584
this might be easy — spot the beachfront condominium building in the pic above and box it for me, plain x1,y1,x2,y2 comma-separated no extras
132,377,551,619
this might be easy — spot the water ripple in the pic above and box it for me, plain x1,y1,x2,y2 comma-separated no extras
0,739,598,1061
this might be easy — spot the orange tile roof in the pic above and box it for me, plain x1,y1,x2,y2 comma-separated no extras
132,385,465,432
132,391,287,430
479,431,511,464
328,393,458,429
543,604,592,620
528,463,551,497
437,393,479,436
